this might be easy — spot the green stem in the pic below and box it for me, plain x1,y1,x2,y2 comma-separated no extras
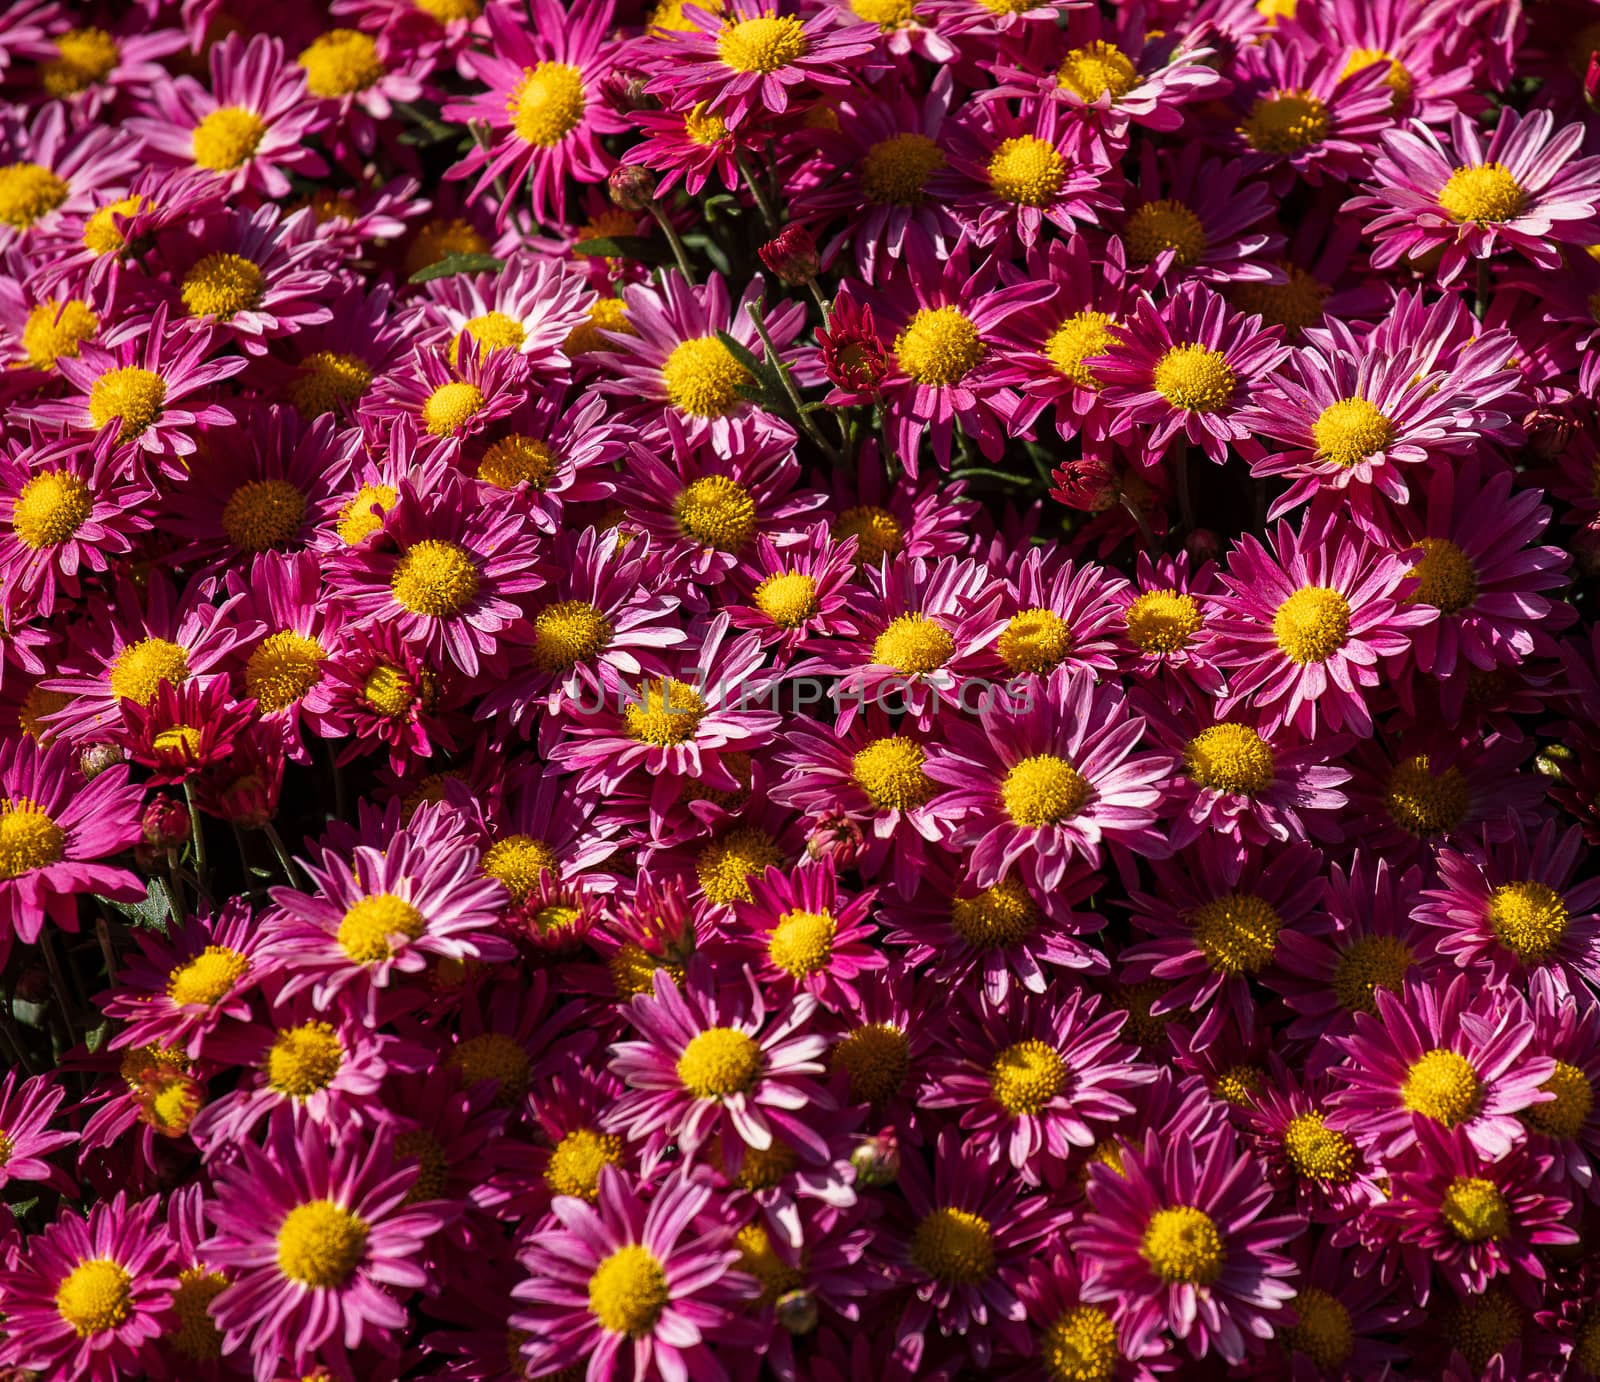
734,150,781,234
1122,496,1157,552
1475,257,1491,320
648,202,696,282
264,821,303,889
183,778,209,901
747,301,842,464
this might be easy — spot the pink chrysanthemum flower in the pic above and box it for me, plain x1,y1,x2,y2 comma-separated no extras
1348,107,1600,286
321,623,456,771
982,546,1129,683
1243,1062,1383,1225
365,338,531,461
607,965,832,1160
1326,974,1555,1161
1074,1127,1304,1364
623,96,757,198
443,0,628,226
1112,551,1227,709
0,103,138,249
0,1193,178,1382
1094,281,1290,465
293,26,426,158
922,988,1152,1185
1276,1236,1420,1381
728,863,883,1008
117,676,257,783
7,17,186,120
926,666,1171,889
0,1067,74,1193
127,33,330,196
467,382,624,527
724,521,863,653
1205,513,1434,737
204,1120,452,1382
419,254,595,378
513,1167,756,1382
275,281,409,423
1522,972,1600,1202
1008,1249,1172,1382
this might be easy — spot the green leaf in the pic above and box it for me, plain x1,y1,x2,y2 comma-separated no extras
715,330,787,409
408,252,504,284
571,235,670,265
97,878,174,931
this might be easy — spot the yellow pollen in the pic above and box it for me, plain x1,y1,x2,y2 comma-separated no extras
1440,163,1525,223
832,1022,909,1102
391,539,480,616
108,637,189,706
545,1127,624,1201
676,1026,762,1097
56,1258,132,1337
1231,265,1330,331
167,945,249,1006
989,1038,1065,1114
1283,1112,1355,1183
1442,1177,1510,1243
768,908,836,978
753,571,819,628
1057,40,1137,102
721,1133,797,1188
1445,1291,1521,1371
697,827,782,904
987,135,1065,206
911,1208,994,1284
362,664,421,718
1184,723,1274,795
1408,538,1477,615
298,29,384,97
291,351,372,417
478,434,559,490
894,306,984,386
1152,343,1235,411
267,1021,344,1097
482,834,558,903
1193,892,1282,975
673,474,757,552
168,1267,227,1361
12,470,91,548
338,893,426,964
245,631,325,712
83,194,146,256
1284,1288,1354,1369
276,1200,368,1288
684,101,728,144
508,62,586,146
1488,880,1568,961
861,132,946,205
404,218,489,279
89,366,166,441
589,1244,669,1337
183,251,266,321
451,1033,530,1106
0,162,68,231
1002,754,1091,827
1040,1304,1120,1382
421,381,485,437
1214,1064,1264,1105
852,735,936,810
41,28,119,96
1045,310,1116,389
1386,755,1470,836
395,1128,449,1203
0,799,65,879
624,677,706,746
18,686,70,743
609,943,683,999
1401,1049,1481,1125
661,336,752,419
998,608,1072,674
532,601,612,673
1525,1062,1593,1139
717,15,808,72
834,505,903,566
872,613,954,674
336,483,398,544
1313,398,1393,467
1272,586,1350,664
1125,588,1202,653
1127,200,1207,267
461,311,525,353
850,0,914,28
152,725,203,758
1331,935,1414,1014
191,107,266,172
21,298,97,370
565,296,632,355
1140,1206,1223,1284
735,1222,803,1305
1242,90,1329,154
416,0,480,17
222,479,306,552
976,0,1045,12
1343,46,1412,103
951,876,1039,948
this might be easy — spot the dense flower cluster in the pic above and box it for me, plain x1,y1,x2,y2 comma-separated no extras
0,0,1599,1379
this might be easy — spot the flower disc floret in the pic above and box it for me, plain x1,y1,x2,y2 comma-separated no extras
1002,754,1091,826
768,909,836,977
1193,892,1281,975
1242,91,1329,154
391,540,480,616
674,475,756,550
1283,1113,1355,1183
89,367,166,440
181,252,264,319
717,16,808,72
862,134,945,205
338,893,426,963
989,1039,1065,1114
168,945,249,1006
1285,1289,1354,1370
1525,1063,1593,1139
988,136,1066,206
911,1208,994,1285
895,307,984,386
192,108,265,172
1153,344,1235,411
276,1201,368,1288
1487,881,1568,961
589,1245,669,1336
677,1027,762,1097
1401,1049,1481,1126
509,63,586,146
1442,1178,1509,1243
55,1259,131,1336
13,471,91,548
1127,201,1206,266
1272,587,1350,664
0,163,68,230
1184,723,1274,794
1313,398,1393,467
852,736,936,810
1140,1206,1223,1285
1057,41,1137,101
1125,589,1201,652
1440,164,1524,223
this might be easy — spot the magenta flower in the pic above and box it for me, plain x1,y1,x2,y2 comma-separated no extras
728,862,883,1008
0,1067,74,1193
419,253,596,378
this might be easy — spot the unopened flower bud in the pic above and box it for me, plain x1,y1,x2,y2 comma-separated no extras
1521,406,1574,462
142,796,191,849
850,1131,900,1187
608,164,656,211
759,225,820,286
80,742,125,779
601,67,655,115
806,810,864,867
775,1288,819,1335
1185,527,1222,563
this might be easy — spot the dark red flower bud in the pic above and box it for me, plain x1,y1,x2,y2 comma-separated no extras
607,164,656,211
142,796,191,849
1049,456,1120,513
816,297,888,394
1185,527,1223,563
758,225,820,285
806,809,865,867
79,742,125,779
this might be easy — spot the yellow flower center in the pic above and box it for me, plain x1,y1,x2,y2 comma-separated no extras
336,482,397,544
1125,588,1202,652
1445,1290,1521,1371
1283,1112,1355,1183
684,101,728,144
850,0,914,28
481,834,558,903
1487,880,1568,961
834,505,903,566
998,608,1073,674
989,1038,1065,1114
676,1026,762,1097
697,827,782,904
661,336,752,419
1057,40,1137,102
183,251,266,321
1313,397,1393,467
361,663,422,718
987,135,1065,206
545,1127,624,1201
832,1022,909,1102
0,162,68,231
1002,754,1091,826
673,474,757,553
404,217,489,278
610,943,683,999
1272,586,1350,664
1401,1049,1481,1125
276,1200,368,1288
167,945,250,1006
416,0,480,17
1525,1062,1594,1139
451,1033,530,1106
735,1222,804,1305
338,893,426,964
1385,754,1470,836
1040,1304,1120,1382
244,630,326,712
21,298,97,370
871,613,954,674
191,107,266,172
589,1244,669,1337
719,1133,796,1188
478,435,558,490
1152,343,1235,411
1330,935,1414,1014
41,28,119,95
768,908,836,977
1140,1206,1223,1284
1442,1177,1510,1243
1184,723,1274,795
1343,46,1412,103
1284,1288,1354,1370
457,310,524,353
1193,892,1281,975
82,194,145,257
717,15,808,72
108,637,189,706
861,132,946,205
55,1258,132,1337
565,296,632,355
267,1021,344,1097
976,0,1045,12
852,735,936,810
624,677,706,746
753,571,818,628
12,470,90,548
1440,163,1525,223
1127,200,1206,267
167,1267,227,1361
298,29,384,97
951,876,1039,947
530,600,611,673
18,686,70,743
1242,90,1329,154
1231,265,1330,331
89,366,166,441
421,381,485,437
1408,538,1477,615
291,350,372,417
911,1208,994,1284
1045,310,1116,389
895,306,984,386
391,539,480,616
509,62,586,146
222,479,306,552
